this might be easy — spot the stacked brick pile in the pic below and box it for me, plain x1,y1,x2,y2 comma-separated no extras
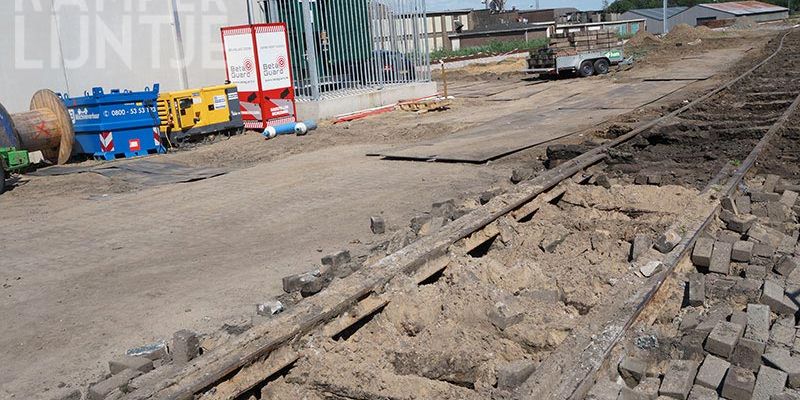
588,174,800,400
549,30,620,56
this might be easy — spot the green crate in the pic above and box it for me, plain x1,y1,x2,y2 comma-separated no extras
0,147,30,171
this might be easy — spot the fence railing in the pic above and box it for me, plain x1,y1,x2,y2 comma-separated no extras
261,0,431,101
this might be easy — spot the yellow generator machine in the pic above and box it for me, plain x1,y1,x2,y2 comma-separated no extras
157,84,244,144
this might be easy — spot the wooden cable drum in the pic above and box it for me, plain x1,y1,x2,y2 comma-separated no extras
0,90,74,165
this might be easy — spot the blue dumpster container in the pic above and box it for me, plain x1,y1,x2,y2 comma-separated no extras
60,85,164,161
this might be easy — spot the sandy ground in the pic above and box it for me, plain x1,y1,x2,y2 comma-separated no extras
0,28,778,397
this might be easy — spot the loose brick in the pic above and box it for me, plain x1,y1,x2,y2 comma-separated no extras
732,337,767,371
710,241,733,275
753,365,789,400
772,390,800,400
488,302,523,331
631,234,653,262
321,250,351,269
734,279,763,304
687,385,718,400
722,196,739,214
695,354,730,390
732,241,755,263
745,304,771,344
647,174,663,186
640,261,663,278
755,242,777,258
721,210,756,234
619,356,648,387
496,360,536,390
771,317,797,349
705,321,745,359
781,190,799,207
87,369,142,400
736,195,752,214
656,228,682,254
692,238,715,268
776,256,799,277
761,280,799,316
752,191,782,203
431,199,456,220
586,378,622,399
660,360,699,400
722,366,756,400
688,273,705,307
748,264,769,280
764,175,782,192
108,355,153,375
763,350,800,388
731,311,748,327
172,329,200,366
282,272,315,293
750,224,789,249
370,216,385,234
718,230,742,244
696,304,733,332
630,377,661,400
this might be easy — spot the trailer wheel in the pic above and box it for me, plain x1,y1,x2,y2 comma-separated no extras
578,61,595,77
594,58,610,75
0,172,6,195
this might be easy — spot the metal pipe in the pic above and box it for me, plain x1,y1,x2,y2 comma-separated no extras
168,0,190,90
301,0,321,100
0,90,75,165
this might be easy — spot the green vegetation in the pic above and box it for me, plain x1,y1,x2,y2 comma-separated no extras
431,38,549,60
607,0,797,13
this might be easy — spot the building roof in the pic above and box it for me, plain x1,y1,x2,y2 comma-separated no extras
624,6,689,21
697,1,788,16
427,9,473,17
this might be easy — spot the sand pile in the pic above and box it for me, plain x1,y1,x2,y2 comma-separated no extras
626,30,663,47
665,23,714,43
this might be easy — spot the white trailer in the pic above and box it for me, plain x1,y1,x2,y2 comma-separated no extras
525,48,625,78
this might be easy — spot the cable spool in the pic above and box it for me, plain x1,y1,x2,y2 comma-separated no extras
0,90,75,165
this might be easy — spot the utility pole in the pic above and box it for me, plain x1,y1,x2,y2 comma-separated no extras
663,0,668,34
246,0,253,25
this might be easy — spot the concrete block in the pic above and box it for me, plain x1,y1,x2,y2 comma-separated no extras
763,350,800,388
126,341,168,361
540,231,568,253
719,230,743,244
761,280,799,316
431,199,456,221
764,175,781,193
693,238,715,268
299,275,326,297
370,216,385,234
87,369,142,400
772,317,797,348
108,355,153,375
656,229,682,254
705,321,745,359
733,241,755,262
722,196,739,214
629,377,661,400
755,242,777,258
695,354,730,390
754,202,770,217
172,329,200,366
722,365,756,400
634,175,648,185
752,191,782,203
768,202,794,224
587,379,623,400
736,195,752,215
496,360,536,390
488,302,523,331
696,304,733,332
750,223,789,249
753,365,789,400
732,337,767,371
660,360,700,400
640,261,663,278
781,190,799,207
511,167,534,184
731,312,748,329
779,232,799,255
772,390,800,400
321,250,351,269
748,264,769,280
595,174,613,189
682,330,711,360
710,241,733,275
745,304,772,344
631,234,653,262
688,273,705,307
687,385,718,400
734,279,764,304
776,256,799,277
282,272,316,293
721,210,756,234
619,356,648,387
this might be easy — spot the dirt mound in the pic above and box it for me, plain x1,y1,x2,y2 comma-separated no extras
731,16,756,30
626,30,663,47
665,23,714,43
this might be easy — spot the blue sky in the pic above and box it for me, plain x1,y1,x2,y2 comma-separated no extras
427,0,605,12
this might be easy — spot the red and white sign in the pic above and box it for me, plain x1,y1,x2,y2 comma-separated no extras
100,132,114,152
128,139,141,152
153,127,162,148
221,23,297,131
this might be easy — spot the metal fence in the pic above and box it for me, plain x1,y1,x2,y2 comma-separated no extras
261,0,431,101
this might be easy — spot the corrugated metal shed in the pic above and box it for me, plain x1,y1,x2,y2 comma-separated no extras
626,7,689,21
698,1,788,16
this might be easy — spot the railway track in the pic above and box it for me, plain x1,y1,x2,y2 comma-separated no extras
117,28,800,400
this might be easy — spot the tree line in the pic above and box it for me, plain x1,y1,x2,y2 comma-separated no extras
606,0,797,13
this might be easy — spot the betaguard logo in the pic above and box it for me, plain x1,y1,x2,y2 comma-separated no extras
230,57,255,80
262,55,287,79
